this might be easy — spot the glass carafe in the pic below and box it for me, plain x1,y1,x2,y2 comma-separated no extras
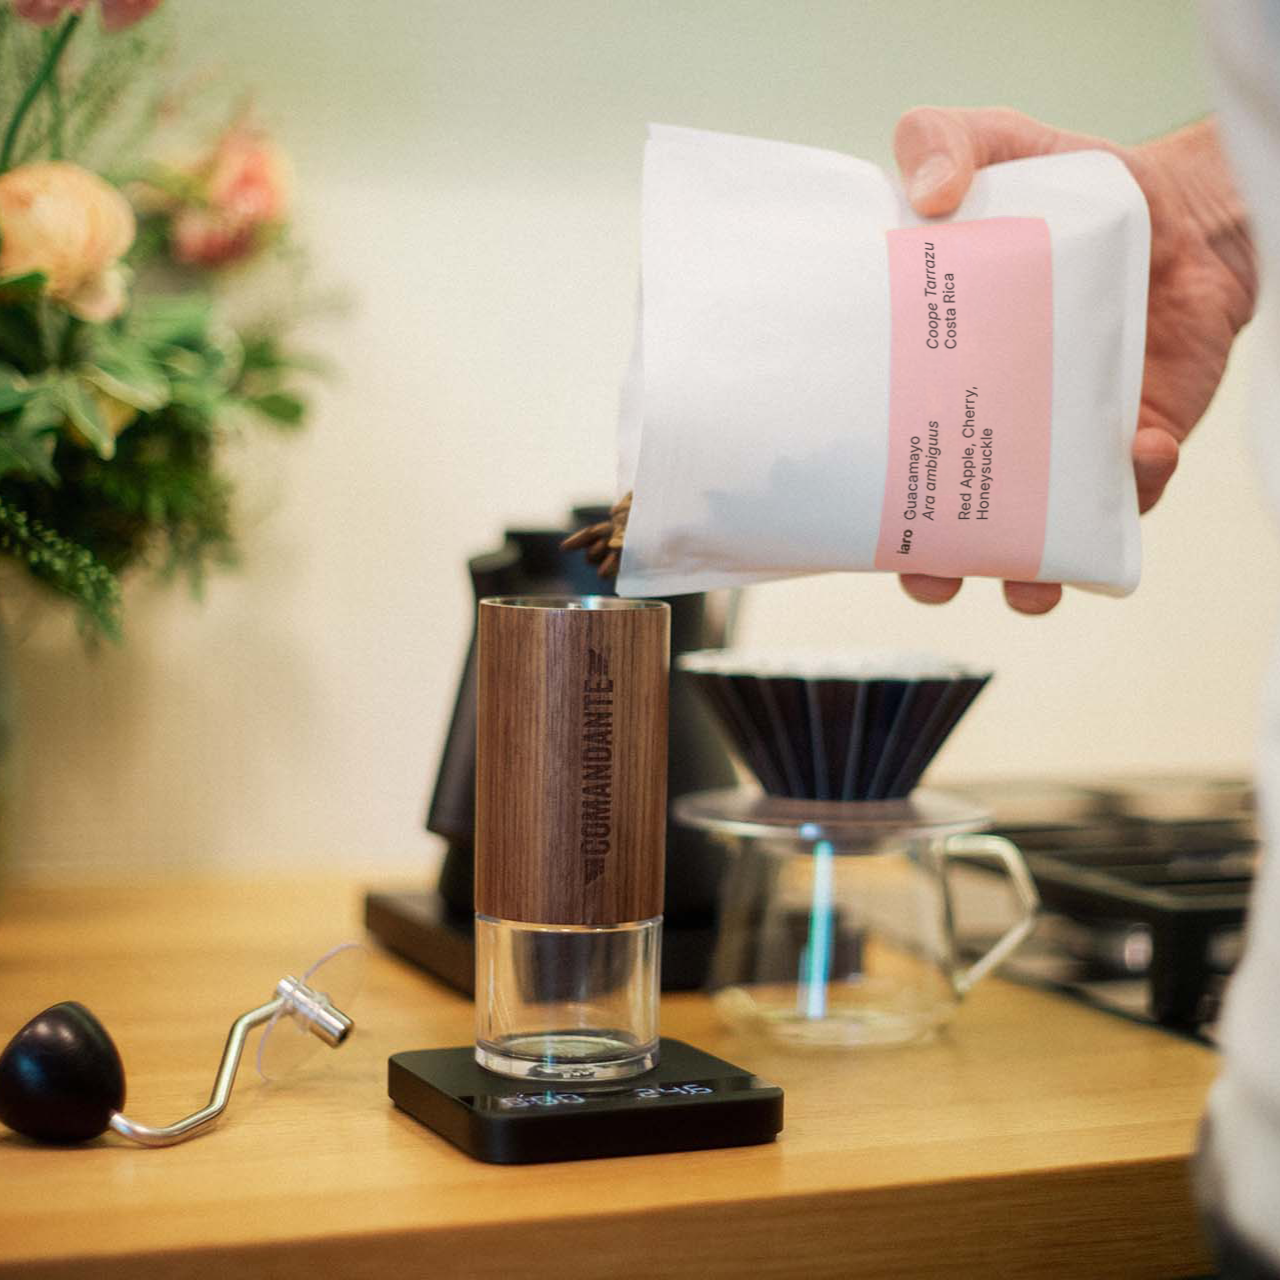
676,788,1038,1049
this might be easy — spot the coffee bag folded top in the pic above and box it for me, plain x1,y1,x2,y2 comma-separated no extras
615,125,1150,598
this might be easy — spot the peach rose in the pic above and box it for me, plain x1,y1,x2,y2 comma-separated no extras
0,162,135,320
172,128,291,268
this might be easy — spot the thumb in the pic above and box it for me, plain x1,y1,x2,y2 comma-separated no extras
894,107,1063,218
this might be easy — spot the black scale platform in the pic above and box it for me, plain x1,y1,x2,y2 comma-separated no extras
389,1038,783,1164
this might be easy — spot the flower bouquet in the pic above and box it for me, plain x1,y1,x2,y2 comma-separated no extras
0,0,313,639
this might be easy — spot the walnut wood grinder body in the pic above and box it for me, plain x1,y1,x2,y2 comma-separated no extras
476,598,670,927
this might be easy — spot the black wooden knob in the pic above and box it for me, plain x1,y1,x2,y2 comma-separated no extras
0,1002,126,1143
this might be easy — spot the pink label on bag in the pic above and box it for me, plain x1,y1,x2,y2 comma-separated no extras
874,218,1053,582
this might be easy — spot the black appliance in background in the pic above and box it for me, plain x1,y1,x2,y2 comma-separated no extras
365,505,739,993
953,777,1257,1036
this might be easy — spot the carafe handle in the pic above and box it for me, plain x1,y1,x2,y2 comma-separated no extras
942,833,1040,996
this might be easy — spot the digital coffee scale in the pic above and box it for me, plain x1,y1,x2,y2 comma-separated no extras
389,1038,784,1164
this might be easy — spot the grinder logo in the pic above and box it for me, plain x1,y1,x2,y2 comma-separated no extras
580,647,614,885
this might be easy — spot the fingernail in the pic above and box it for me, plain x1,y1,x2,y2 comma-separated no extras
908,153,956,205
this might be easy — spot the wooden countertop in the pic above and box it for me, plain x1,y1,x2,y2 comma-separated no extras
0,876,1217,1278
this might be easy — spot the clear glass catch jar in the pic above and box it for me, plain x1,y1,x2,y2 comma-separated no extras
676,788,1038,1049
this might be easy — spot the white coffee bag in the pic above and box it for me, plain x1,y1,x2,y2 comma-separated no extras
616,125,1150,597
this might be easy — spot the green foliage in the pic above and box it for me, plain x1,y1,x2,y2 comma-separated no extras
0,282,310,634
0,494,121,639
0,8,164,172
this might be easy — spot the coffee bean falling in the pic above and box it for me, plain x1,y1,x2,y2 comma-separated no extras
561,491,632,578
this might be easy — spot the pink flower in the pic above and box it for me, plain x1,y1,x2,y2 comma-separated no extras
97,0,162,31
171,128,291,268
13,0,161,29
0,162,135,320
12,0,87,27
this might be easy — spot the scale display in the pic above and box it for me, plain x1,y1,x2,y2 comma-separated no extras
389,1038,783,1164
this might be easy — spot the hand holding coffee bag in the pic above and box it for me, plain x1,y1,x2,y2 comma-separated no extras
615,125,1150,598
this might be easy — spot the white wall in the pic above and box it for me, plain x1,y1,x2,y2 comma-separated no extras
8,0,1276,877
